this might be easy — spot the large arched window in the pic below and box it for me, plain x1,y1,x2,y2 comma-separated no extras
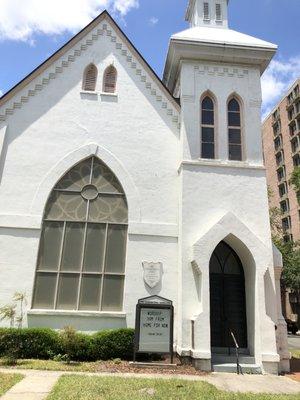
228,98,242,161
103,65,117,93
82,64,98,91
201,96,215,159
32,157,128,312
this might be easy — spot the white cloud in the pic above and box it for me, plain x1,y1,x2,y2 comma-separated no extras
0,0,139,42
149,17,158,26
0,90,3,97
261,55,300,119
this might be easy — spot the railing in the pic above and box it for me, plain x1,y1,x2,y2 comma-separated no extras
230,331,243,375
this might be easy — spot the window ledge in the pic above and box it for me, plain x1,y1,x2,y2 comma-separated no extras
28,309,126,318
80,90,98,96
100,92,118,97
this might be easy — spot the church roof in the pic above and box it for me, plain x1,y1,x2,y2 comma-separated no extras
0,11,179,111
171,26,277,50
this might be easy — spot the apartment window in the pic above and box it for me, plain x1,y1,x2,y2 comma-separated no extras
293,153,300,167
32,157,128,311
274,136,281,151
204,2,210,20
283,234,293,243
280,199,289,213
228,98,242,161
273,109,280,122
82,64,98,91
279,182,287,197
277,166,285,182
290,123,296,136
216,3,222,21
273,121,281,136
288,109,295,121
275,151,284,166
282,216,291,232
201,96,215,159
288,93,294,105
291,137,299,153
103,65,117,93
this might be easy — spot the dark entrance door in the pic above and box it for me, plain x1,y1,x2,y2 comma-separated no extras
210,241,248,349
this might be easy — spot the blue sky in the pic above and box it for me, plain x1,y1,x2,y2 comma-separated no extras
0,0,300,117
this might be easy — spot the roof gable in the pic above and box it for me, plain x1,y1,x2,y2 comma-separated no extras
0,11,180,127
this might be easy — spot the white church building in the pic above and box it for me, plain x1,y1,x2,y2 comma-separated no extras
0,0,290,374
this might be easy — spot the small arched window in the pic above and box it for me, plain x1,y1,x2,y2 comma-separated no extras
103,65,117,93
228,98,242,161
201,96,215,159
82,64,98,91
32,157,128,312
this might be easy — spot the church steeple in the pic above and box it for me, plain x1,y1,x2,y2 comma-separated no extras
185,0,229,29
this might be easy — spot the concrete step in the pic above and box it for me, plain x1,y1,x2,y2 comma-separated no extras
212,363,262,374
212,355,255,364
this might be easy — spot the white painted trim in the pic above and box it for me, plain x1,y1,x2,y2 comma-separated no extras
0,215,178,238
0,125,7,160
0,214,41,230
180,159,265,171
28,310,126,318
80,90,98,96
100,92,118,97
128,222,178,238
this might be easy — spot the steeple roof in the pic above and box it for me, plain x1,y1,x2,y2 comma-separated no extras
171,26,277,50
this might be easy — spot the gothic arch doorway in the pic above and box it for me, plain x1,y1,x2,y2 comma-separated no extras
209,241,248,350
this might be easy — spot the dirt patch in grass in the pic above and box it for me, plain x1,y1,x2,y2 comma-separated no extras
0,372,23,396
47,375,300,400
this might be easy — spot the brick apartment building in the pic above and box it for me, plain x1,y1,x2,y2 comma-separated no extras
262,78,300,243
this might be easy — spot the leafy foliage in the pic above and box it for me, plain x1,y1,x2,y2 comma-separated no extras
0,327,134,362
91,329,134,361
268,183,300,291
273,238,300,291
289,166,300,200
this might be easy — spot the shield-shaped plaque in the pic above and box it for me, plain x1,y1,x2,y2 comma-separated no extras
142,262,163,289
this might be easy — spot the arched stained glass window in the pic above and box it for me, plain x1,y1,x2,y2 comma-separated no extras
82,64,98,91
201,96,215,159
103,65,117,93
32,157,128,312
228,98,242,161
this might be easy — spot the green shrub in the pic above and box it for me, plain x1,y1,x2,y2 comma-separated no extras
58,326,93,362
0,327,134,362
0,328,60,359
91,328,134,361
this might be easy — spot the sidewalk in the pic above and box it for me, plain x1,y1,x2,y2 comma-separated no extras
0,368,300,399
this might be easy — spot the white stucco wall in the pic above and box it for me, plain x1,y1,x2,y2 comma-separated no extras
0,18,180,332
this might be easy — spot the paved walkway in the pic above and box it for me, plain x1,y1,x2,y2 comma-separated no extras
0,368,300,399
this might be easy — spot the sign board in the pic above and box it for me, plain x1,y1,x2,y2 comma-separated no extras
133,295,174,363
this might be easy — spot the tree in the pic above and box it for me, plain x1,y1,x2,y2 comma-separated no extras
273,238,300,291
289,166,300,203
268,185,300,291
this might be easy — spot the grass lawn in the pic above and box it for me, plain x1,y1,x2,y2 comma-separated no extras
47,376,300,400
0,358,104,373
0,373,23,396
